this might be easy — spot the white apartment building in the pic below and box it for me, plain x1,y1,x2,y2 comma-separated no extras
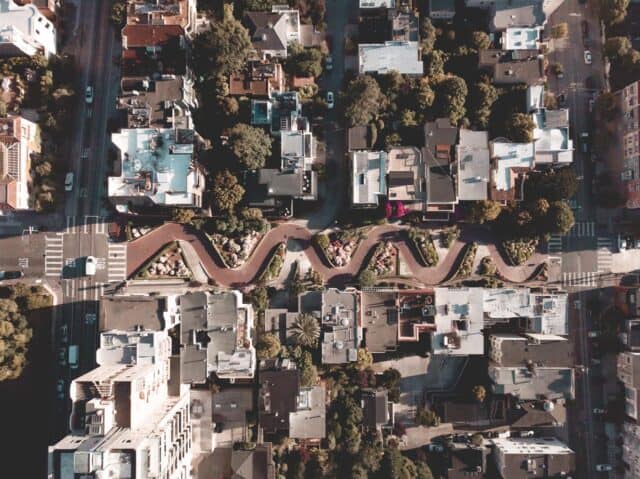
49,329,192,479
0,0,56,58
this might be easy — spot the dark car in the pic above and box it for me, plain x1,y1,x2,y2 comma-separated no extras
0,271,23,280
581,20,589,38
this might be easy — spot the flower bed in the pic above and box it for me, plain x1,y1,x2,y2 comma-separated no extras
407,228,439,267
366,241,398,277
449,242,477,281
135,241,191,280
313,229,365,267
478,256,497,277
440,226,460,248
211,231,263,268
257,243,286,283
502,238,538,266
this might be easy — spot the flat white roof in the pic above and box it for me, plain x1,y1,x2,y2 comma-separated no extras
492,436,574,455
457,129,490,201
351,151,386,205
359,0,396,7
526,84,545,112
359,42,423,75
503,27,541,50
490,141,534,192
432,288,485,355
0,0,56,57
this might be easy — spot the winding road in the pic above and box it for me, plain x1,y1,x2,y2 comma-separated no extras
126,223,548,288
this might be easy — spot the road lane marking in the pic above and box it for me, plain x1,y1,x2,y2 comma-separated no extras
44,235,64,276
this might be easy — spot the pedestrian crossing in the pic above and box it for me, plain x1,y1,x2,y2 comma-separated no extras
44,235,64,277
66,216,108,235
548,234,563,254
563,272,598,288
596,237,613,272
107,243,127,282
567,221,595,238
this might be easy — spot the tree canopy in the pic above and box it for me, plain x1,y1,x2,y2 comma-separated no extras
0,298,32,382
344,75,384,126
468,200,502,224
420,18,437,55
286,42,324,78
228,123,273,170
256,332,281,359
433,75,468,124
211,170,245,212
467,82,498,129
599,0,630,26
545,200,575,234
505,112,535,143
290,314,320,348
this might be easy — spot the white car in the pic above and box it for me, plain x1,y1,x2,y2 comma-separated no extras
85,313,96,325
593,408,606,414
427,443,444,453
85,86,94,104
64,172,74,192
584,50,593,65
588,331,600,338
326,91,334,109
596,464,613,472
325,55,333,71
85,256,96,276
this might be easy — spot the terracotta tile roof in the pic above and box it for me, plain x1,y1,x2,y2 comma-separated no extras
0,176,17,210
122,24,184,48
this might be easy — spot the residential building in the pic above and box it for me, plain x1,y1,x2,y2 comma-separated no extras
526,84,545,112
118,75,197,129
622,421,640,479
48,329,192,479
489,333,573,367
423,118,459,215
243,7,301,59
254,167,317,203
389,8,419,41
456,129,490,201
358,41,423,76
125,0,197,37
492,437,575,478
479,49,545,86
613,80,640,208
228,443,277,479
229,61,285,97
618,351,640,420
317,288,361,364
108,128,205,211
532,109,573,165
502,26,542,50
489,141,535,202
431,288,485,355
429,0,456,19
259,360,326,441
351,150,387,207
466,0,561,32
13,0,57,19
0,0,56,58
179,291,256,383
100,294,181,331
348,125,373,151
0,114,39,211
251,91,301,134
121,24,186,77
445,442,487,478
621,318,640,351
361,290,399,354
386,146,426,206
361,388,392,432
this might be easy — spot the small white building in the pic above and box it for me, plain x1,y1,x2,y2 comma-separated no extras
0,0,56,58
358,41,423,76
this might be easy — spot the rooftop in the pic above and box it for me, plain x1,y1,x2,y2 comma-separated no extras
360,0,396,8
257,168,317,200
424,119,458,205
126,0,194,29
532,109,573,165
491,0,546,31
490,141,534,200
387,147,425,202
179,291,256,383
259,364,299,435
489,366,575,400
390,9,419,42
502,27,541,50
361,290,399,354
0,0,56,57
456,129,490,201
351,151,387,206
492,437,575,479
229,61,284,97
243,8,300,57
318,289,361,364
361,388,390,430
99,295,178,331
289,385,326,439
348,125,373,151
432,288,485,356
122,24,184,48
358,41,423,75
489,333,573,367
479,49,545,85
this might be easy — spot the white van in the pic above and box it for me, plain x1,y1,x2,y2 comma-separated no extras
85,256,96,276
65,172,74,192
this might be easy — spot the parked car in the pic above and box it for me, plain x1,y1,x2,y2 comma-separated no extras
581,20,589,38
619,234,629,251
0,271,23,280
58,347,67,366
588,98,595,112
85,256,96,276
593,408,606,414
56,379,65,400
584,50,593,65
427,443,444,453
588,331,600,338
326,91,334,109
85,313,96,325
596,464,613,472
85,86,93,104
65,172,74,192
325,55,333,71
59,324,68,344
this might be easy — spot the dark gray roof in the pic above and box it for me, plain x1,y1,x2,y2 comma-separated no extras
490,334,573,367
446,446,486,479
100,295,167,331
213,388,254,427
259,369,300,434
231,443,276,479
423,118,458,204
243,12,286,52
491,0,545,31
479,49,545,86
348,125,371,151
362,388,389,429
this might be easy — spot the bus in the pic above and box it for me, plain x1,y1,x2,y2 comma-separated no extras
68,345,79,369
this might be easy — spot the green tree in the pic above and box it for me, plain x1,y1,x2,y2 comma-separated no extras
290,313,320,348
247,286,269,311
34,161,52,177
505,112,535,143
379,447,405,479
344,75,384,126
0,298,32,382
525,168,578,201
357,269,376,288
296,349,318,387
110,0,126,28
256,332,281,359
219,96,239,118
470,31,490,50
596,91,620,121
424,50,445,78
171,208,195,224
546,200,575,234
599,0,630,26
414,461,434,479
551,23,569,39
415,407,441,426
468,200,502,224
385,132,403,149
0,99,6,117
471,433,484,447
605,36,632,59
420,17,437,55
400,109,418,127
286,42,324,78
211,170,245,213
467,82,497,128
472,385,486,402
228,123,273,170
414,78,435,114
434,75,468,124
192,4,253,80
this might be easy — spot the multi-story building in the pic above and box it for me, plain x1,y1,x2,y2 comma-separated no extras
622,421,640,479
0,0,56,58
0,114,39,211
108,128,205,212
616,81,640,208
492,437,575,478
243,6,301,59
48,329,192,479
618,351,640,421
125,0,197,38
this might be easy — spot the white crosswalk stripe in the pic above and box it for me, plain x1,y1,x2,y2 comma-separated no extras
567,221,595,237
44,235,64,277
596,237,613,272
107,243,127,282
563,272,597,288
548,234,563,254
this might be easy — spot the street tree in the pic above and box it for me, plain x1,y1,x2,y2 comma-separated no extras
467,82,498,128
472,385,487,402
211,170,245,213
596,91,621,121
0,298,32,382
599,0,630,26
545,200,575,234
344,75,384,126
605,36,632,59
228,123,272,170
551,23,569,39
171,208,195,224
286,42,324,78
420,17,437,55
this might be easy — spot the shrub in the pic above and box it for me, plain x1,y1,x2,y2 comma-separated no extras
408,228,439,267
502,238,538,266
440,226,460,248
